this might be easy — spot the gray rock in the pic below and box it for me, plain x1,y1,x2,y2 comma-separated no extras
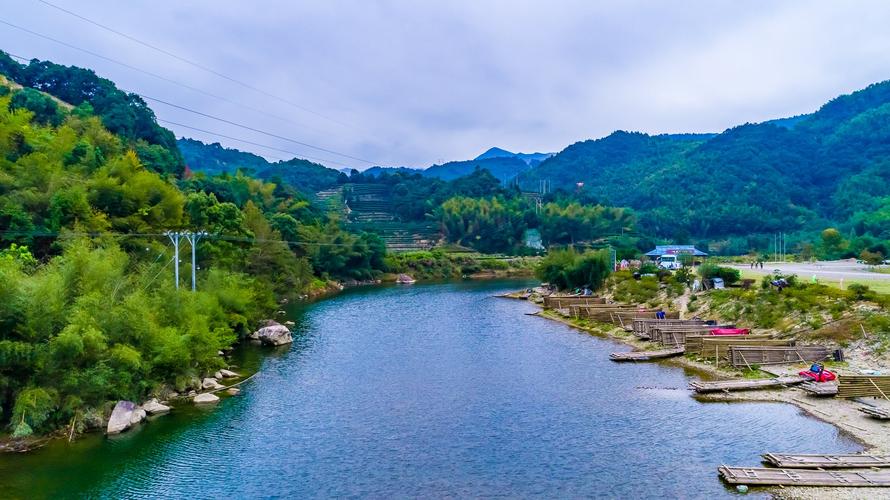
219,369,240,378
193,393,220,404
129,408,146,425
142,398,171,415
202,377,225,390
252,320,293,346
107,401,136,434
213,371,223,380
187,390,197,397
226,387,241,396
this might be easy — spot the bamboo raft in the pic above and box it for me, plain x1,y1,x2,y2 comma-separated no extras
718,465,890,487
684,334,772,355
728,345,832,369
650,324,734,344
698,338,791,360
837,375,890,399
800,381,838,396
609,347,685,362
859,406,890,420
690,376,804,393
763,453,890,468
631,318,701,339
542,296,606,309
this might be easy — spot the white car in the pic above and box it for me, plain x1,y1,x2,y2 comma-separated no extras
657,255,681,270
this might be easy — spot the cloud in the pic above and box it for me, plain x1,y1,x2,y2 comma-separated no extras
6,0,890,168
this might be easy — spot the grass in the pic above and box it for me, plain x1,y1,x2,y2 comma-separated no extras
738,268,890,295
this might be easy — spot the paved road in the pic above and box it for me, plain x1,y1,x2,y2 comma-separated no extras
729,259,890,282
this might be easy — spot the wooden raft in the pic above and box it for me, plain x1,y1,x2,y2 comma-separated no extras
542,296,605,309
684,334,772,355
631,318,700,339
718,465,890,487
800,381,838,396
763,453,890,469
699,338,792,360
690,376,804,393
837,375,890,399
728,345,832,369
609,347,685,362
651,325,734,344
859,406,890,420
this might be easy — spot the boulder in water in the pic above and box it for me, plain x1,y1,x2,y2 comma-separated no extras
142,398,171,415
193,393,220,404
253,320,293,346
202,377,225,390
129,407,146,425
226,387,241,396
107,401,136,434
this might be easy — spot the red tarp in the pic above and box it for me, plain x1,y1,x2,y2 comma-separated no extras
709,328,750,336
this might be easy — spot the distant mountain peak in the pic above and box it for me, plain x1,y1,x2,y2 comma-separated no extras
474,147,555,166
475,147,515,160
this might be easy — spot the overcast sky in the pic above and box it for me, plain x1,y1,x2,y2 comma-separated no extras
5,0,890,169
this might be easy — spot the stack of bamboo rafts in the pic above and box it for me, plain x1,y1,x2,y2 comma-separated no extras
684,334,776,356
630,318,700,339
541,296,606,309
728,345,832,369
654,326,736,346
837,375,890,399
570,305,674,323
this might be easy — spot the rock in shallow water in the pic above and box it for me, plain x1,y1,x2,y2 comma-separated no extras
252,320,293,346
142,398,171,415
193,393,220,404
226,387,241,396
129,408,146,425
107,401,136,434
202,377,225,390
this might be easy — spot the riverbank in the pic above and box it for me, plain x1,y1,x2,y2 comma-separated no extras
520,296,890,499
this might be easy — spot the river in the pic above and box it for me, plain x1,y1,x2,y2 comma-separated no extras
0,279,861,498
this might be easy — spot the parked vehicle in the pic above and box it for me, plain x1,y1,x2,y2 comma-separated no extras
657,255,681,270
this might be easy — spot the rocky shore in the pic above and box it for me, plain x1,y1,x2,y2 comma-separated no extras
514,290,890,500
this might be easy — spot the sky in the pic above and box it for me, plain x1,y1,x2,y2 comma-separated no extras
5,0,890,170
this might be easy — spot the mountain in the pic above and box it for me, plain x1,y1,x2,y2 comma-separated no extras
475,147,554,166
423,156,531,182
519,81,890,240
177,138,344,194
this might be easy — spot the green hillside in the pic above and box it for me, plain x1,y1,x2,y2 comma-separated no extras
520,81,890,242
178,138,345,194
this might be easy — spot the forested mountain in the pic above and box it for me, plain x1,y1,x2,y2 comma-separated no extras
423,156,531,181
519,81,890,241
474,147,554,166
178,138,345,194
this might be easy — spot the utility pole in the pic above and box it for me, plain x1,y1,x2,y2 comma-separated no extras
165,231,183,289
185,231,208,291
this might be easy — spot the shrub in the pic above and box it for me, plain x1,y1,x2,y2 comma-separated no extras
536,248,610,291
698,263,741,285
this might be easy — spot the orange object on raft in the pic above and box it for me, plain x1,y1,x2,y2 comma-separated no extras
709,328,750,336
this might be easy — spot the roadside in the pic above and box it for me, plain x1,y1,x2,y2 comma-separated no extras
729,259,890,295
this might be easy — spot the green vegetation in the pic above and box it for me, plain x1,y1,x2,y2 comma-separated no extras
535,248,611,291
384,250,535,281
697,263,741,285
518,81,890,256
0,62,392,436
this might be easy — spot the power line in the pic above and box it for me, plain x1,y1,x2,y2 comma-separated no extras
0,18,328,137
0,230,372,248
157,119,353,168
140,93,373,164
5,52,354,168
33,0,354,130
0,19,374,165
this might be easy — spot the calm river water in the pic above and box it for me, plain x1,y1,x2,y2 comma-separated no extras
0,280,860,498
